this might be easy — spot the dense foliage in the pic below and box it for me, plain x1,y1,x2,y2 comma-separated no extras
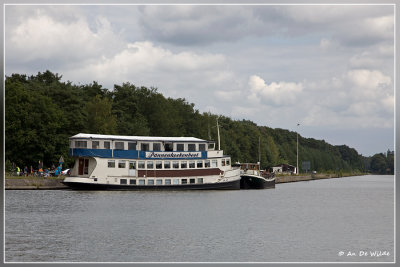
367,150,394,174
5,71,394,174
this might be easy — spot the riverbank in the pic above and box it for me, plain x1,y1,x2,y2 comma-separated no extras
5,173,367,189
275,173,365,183
5,177,68,190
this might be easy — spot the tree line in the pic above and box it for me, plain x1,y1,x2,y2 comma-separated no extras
5,71,394,175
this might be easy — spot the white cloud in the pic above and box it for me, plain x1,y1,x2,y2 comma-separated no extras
381,95,394,113
62,40,230,97
364,15,394,40
214,90,241,102
230,106,259,118
320,38,333,49
138,5,265,45
4,5,395,155
6,11,124,65
347,69,391,89
247,75,303,105
344,102,378,116
349,52,379,68
377,44,394,56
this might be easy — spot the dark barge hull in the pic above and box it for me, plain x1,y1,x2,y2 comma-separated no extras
62,179,240,190
240,175,275,189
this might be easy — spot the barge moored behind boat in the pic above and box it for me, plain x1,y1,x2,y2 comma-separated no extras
239,163,275,189
63,133,241,190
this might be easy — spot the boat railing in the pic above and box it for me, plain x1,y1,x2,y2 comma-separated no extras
260,172,275,179
241,169,259,176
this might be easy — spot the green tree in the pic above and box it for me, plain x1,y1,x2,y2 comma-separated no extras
386,150,394,174
86,95,117,134
5,77,65,167
265,135,280,167
370,153,387,174
112,83,150,136
5,70,370,173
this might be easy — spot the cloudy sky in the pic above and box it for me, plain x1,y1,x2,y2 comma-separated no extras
5,4,394,156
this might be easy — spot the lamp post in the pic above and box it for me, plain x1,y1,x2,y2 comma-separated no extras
297,123,300,175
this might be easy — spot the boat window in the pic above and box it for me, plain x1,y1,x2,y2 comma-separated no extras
205,160,210,168
181,161,187,169
139,179,145,185
165,142,173,151
208,143,215,150
115,142,124,150
129,161,136,169
84,159,89,175
120,179,127,185
128,142,137,150
138,161,145,169
226,159,230,166
156,179,163,185
104,141,110,149
190,178,195,184
221,159,226,166
197,160,203,168
147,161,154,169
130,179,136,185
165,179,171,185
197,178,203,184
173,161,179,169
153,143,161,151
92,141,100,149
75,141,87,148
141,143,150,151
212,160,218,168
173,179,179,185
176,143,184,151
108,160,115,168
118,161,126,168
181,179,187,184
199,144,206,151
164,161,171,169
188,144,196,151
189,161,195,168
156,161,162,169
148,179,154,185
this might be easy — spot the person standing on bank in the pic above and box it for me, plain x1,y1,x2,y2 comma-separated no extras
55,165,62,177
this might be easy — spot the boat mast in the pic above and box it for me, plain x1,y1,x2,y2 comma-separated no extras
216,117,221,150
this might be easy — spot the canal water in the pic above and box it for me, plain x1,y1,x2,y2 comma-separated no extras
5,175,394,262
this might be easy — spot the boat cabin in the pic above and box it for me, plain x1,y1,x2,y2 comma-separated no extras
68,133,232,179
69,133,216,159
240,163,260,171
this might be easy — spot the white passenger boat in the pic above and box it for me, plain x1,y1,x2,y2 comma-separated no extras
62,133,241,190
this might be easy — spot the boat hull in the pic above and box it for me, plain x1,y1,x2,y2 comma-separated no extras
240,174,275,189
62,178,240,190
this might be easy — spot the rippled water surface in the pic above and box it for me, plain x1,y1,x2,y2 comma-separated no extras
5,175,394,262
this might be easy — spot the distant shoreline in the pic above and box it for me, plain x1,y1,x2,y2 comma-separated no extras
275,173,366,184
